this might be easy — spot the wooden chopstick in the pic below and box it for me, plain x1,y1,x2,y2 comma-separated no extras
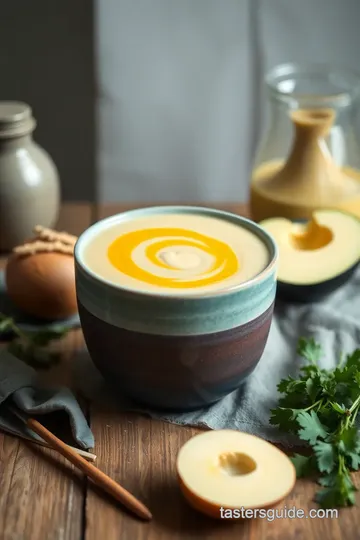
26,416,152,521
7,405,97,462
31,438,97,462
0,423,97,462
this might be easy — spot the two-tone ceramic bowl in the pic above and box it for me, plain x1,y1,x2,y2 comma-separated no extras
74,206,278,411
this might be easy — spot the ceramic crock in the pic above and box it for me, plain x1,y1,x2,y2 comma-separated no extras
75,206,278,411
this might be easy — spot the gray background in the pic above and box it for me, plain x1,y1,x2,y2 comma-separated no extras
1,0,359,203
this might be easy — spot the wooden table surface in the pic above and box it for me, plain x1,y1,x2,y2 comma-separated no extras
0,202,359,540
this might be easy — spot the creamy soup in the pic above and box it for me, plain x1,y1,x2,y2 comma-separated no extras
81,212,270,295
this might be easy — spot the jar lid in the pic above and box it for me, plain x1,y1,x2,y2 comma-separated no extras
0,101,36,138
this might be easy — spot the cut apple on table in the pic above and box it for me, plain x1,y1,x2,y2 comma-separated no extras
176,430,296,519
259,209,360,302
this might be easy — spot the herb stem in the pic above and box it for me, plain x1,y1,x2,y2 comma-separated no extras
303,399,323,412
349,395,360,414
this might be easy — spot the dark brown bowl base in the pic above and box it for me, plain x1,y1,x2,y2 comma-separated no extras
78,301,274,411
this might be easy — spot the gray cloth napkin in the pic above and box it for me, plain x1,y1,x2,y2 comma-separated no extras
76,266,360,448
0,349,94,449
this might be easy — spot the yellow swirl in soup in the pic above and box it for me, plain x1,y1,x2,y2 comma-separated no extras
107,227,239,289
81,212,269,295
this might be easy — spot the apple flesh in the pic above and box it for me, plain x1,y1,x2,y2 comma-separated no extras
176,430,296,519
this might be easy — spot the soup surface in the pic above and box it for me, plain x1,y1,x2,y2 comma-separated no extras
81,211,270,295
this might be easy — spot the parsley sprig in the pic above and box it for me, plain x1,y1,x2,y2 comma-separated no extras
0,312,69,368
270,337,360,508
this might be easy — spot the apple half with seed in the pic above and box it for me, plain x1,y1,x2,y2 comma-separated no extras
176,430,296,519
259,209,360,302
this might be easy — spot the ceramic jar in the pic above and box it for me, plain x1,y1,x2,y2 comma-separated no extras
0,101,60,251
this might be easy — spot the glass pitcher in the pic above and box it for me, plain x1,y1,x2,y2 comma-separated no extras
250,63,360,222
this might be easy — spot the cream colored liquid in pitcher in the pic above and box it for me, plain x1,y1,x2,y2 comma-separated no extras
250,108,360,221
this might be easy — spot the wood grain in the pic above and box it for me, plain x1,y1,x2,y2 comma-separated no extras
1,202,360,540
85,407,360,540
0,331,86,540
26,417,152,522
0,205,91,540
85,407,254,540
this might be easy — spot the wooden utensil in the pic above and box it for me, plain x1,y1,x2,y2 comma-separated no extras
10,408,152,521
0,420,97,462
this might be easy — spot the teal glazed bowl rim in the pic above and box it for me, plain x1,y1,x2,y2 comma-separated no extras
74,205,278,301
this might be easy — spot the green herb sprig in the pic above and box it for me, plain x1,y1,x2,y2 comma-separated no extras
270,337,360,509
0,312,69,368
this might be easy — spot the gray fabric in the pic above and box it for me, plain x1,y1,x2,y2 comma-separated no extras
76,267,360,448
0,349,94,449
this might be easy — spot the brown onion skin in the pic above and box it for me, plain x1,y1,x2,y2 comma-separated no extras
5,252,77,320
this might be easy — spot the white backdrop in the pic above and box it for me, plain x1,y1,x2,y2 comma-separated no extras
96,0,360,203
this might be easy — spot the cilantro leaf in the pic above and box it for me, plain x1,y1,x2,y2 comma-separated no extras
0,317,14,333
277,376,307,397
0,313,21,336
272,337,360,509
315,470,357,508
316,485,356,508
1,311,69,369
320,375,337,398
269,407,299,432
344,349,360,371
338,427,360,470
296,410,328,445
277,376,300,394
355,372,360,387
306,376,321,403
29,327,68,346
277,386,308,409
338,426,359,453
333,350,360,397
313,441,335,473
319,473,337,487
8,342,60,368
291,454,316,477
297,337,322,364
347,451,360,471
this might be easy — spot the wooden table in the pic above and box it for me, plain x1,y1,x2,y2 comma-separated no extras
0,203,358,540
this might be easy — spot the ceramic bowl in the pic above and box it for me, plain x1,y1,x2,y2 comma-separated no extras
74,206,278,411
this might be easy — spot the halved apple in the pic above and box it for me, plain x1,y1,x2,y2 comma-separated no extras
259,209,360,302
176,430,296,519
